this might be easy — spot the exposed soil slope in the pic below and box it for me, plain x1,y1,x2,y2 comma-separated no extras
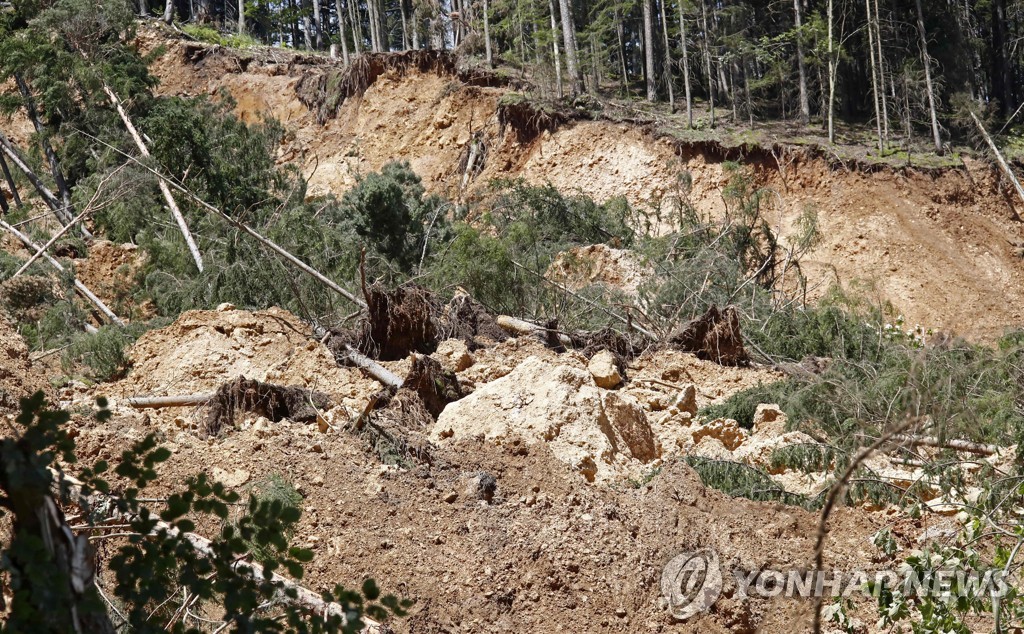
142,33,1024,340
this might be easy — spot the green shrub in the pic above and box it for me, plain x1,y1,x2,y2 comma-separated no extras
62,319,166,382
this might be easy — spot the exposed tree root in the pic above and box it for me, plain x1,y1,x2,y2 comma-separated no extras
667,305,750,366
204,376,330,436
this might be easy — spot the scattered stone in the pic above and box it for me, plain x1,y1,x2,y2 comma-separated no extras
434,339,475,372
692,418,748,451
210,467,251,488
433,356,658,483
216,302,236,311
463,472,498,502
444,491,458,503
672,384,698,416
752,403,786,435
588,350,623,389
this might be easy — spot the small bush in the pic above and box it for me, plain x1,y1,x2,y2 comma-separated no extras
62,320,164,382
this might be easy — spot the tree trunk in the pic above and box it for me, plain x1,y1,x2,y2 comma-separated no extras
678,0,693,127
590,31,600,92
0,152,22,209
643,0,656,102
483,0,493,66
411,2,419,49
15,74,74,226
335,0,351,63
827,0,835,142
793,0,809,123
913,0,941,153
399,0,409,49
163,0,174,22
615,6,628,93
864,0,883,152
139,0,149,17
558,0,584,94
312,0,324,49
659,0,675,112
872,0,888,145
349,0,363,54
700,0,715,126
549,0,564,98
237,0,245,34
993,0,1012,114
367,0,380,52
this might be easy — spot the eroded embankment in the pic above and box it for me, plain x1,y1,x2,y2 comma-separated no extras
144,32,1024,340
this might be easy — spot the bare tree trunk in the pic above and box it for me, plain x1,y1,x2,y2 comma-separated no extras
411,3,419,49
793,0,809,123
678,0,693,127
312,0,324,49
0,152,22,208
590,31,599,92
139,0,149,17
643,0,656,102
104,84,204,273
865,0,883,152
15,74,74,226
914,0,942,153
237,0,245,34
349,0,363,54
367,0,380,52
335,0,351,62
163,0,174,22
399,0,409,49
827,0,835,142
558,0,584,94
549,0,564,98
700,0,715,126
483,0,493,66
872,0,888,146
615,6,628,92
659,0,675,112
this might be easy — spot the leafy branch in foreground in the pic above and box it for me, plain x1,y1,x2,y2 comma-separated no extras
0,393,411,633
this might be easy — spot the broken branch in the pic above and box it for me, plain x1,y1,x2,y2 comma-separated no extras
971,110,1024,208
103,84,204,273
0,219,124,327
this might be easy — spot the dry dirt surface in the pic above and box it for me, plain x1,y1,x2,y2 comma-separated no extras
39,306,954,633
141,32,1024,340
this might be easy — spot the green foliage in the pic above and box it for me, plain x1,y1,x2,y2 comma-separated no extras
0,393,411,633
684,456,816,509
182,24,262,48
341,161,449,273
425,180,635,322
61,319,165,382
234,474,304,563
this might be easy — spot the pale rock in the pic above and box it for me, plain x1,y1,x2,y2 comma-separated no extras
672,384,698,417
216,302,236,312
752,404,786,436
433,339,474,372
432,356,658,483
211,467,251,488
691,418,748,451
588,350,623,389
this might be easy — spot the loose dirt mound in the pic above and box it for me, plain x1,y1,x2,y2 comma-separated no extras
432,356,659,483
0,313,48,414
108,305,384,415
72,240,147,316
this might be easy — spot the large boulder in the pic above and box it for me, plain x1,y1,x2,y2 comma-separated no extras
431,356,659,483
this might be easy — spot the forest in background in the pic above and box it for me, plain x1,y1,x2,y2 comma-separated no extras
138,0,1024,153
